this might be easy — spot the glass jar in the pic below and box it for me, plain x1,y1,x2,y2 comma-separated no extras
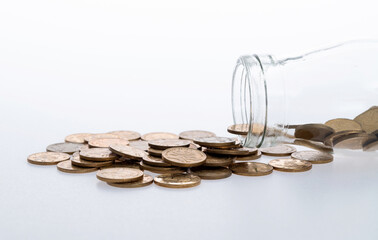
231,40,378,152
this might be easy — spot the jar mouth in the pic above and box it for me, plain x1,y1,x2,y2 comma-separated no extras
232,55,268,148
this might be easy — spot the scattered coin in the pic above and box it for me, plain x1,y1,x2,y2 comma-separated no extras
148,139,191,150
71,152,113,168
129,140,149,151
109,160,141,169
57,160,97,173
193,137,236,148
291,151,333,164
141,132,179,141
333,133,371,150
96,167,144,183
260,145,296,156
230,162,273,176
148,148,163,157
109,145,147,160
179,130,216,141
88,138,129,148
189,143,201,149
140,162,186,174
65,133,92,144
107,174,153,188
354,106,378,134
154,173,201,188
363,139,378,151
27,152,70,165
162,147,207,167
84,133,120,143
323,130,364,146
80,148,118,161
294,124,335,142
234,150,262,161
107,130,141,141
46,142,84,154
191,167,232,180
325,118,363,132
203,155,235,167
269,159,312,172
204,147,257,156
142,155,171,167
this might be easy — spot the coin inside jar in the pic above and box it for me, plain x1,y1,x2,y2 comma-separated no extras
179,130,216,141
193,137,236,148
162,147,207,167
230,162,273,176
27,152,70,165
148,139,191,150
80,148,118,161
154,173,201,188
71,152,113,168
46,142,84,154
142,154,171,167
107,130,141,141
291,151,333,164
141,132,179,141
269,158,312,172
57,160,97,173
96,167,144,183
109,145,147,160
107,174,153,188
65,133,92,144
88,138,129,148
191,166,232,180
260,145,296,156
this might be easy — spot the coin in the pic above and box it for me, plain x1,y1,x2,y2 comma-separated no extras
230,162,273,176
154,173,201,188
141,132,179,141
323,130,364,146
227,124,249,135
179,130,216,141
203,155,235,167
27,152,70,165
189,143,201,149
333,133,371,149
140,162,186,174
293,139,333,153
291,151,333,164
109,160,141,169
88,138,129,148
96,167,144,183
80,148,118,161
191,167,232,180
109,145,147,160
129,140,149,151
354,106,378,134
325,118,363,132
148,148,163,157
65,133,92,144
107,130,141,141
84,133,120,143
46,142,84,154
162,147,207,167
260,145,296,156
107,174,153,188
294,124,335,142
363,139,378,151
193,137,236,148
234,150,262,161
57,160,97,173
148,139,191,150
269,159,312,172
71,152,113,168
204,147,257,156
142,155,171,167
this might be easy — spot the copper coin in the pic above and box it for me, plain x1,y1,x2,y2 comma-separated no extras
46,142,84,154
294,124,335,142
227,124,249,135
189,143,201,150
27,152,70,165
148,139,191,150
230,162,273,176
203,155,235,167
107,130,141,141
80,148,118,161
333,133,371,150
71,152,113,168
148,148,163,157
269,159,312,172
88,138,129,148
57,160,97,173
193,137,236,148
354,106,378,134
141,132,179,141
191,167,232,180
325,118,363,133
96,167,144,183
109,145,147,160
291,151,333,164
293,139,333,153
129,140,149,151
260,145,296,156
323,130,364,146
140,162,186,174
154,173,201,188
162,147,207,167
204,147,257,156
84,133,120,143
179,130,216,141
234,150,262,161
142,155,171,167
109,161,141,169
65,133,92,144
107,174,153,188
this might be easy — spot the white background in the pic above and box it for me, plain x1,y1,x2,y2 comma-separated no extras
1,1,378,239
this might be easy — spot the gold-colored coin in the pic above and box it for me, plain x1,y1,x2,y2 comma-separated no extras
333,133,371,150
27,152,70,165
88,138,129,148
204,147,257,156
191,167,232,180
109,160,141,169
148,139,191,150
71,152,113,168
227,123,266,136
230,162,273,176
154,173,201,188
179,130,216,141
234,150,262,161
96,167,144,183
269,159,312,172
203,155,235,167
141,132,179,141
109,145,147,160
107,174,153,188
294,124,335,142
142,155,171,167
354,106,378,134
57,160,97,173
293,139,333,153
65,133,92,144
140,162,186,174
260,145,296,156
291,151,333,164
46,142,84,154
80,148,118,161
323,130,364,146
107,130,141,141
129,140,149,151
189,143,201,150
325,118,363,132
148,148,163,157
162,147,207,167
84,133,120,143
193,137,236,148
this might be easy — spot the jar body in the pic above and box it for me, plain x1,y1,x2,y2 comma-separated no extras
232,41,378,151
